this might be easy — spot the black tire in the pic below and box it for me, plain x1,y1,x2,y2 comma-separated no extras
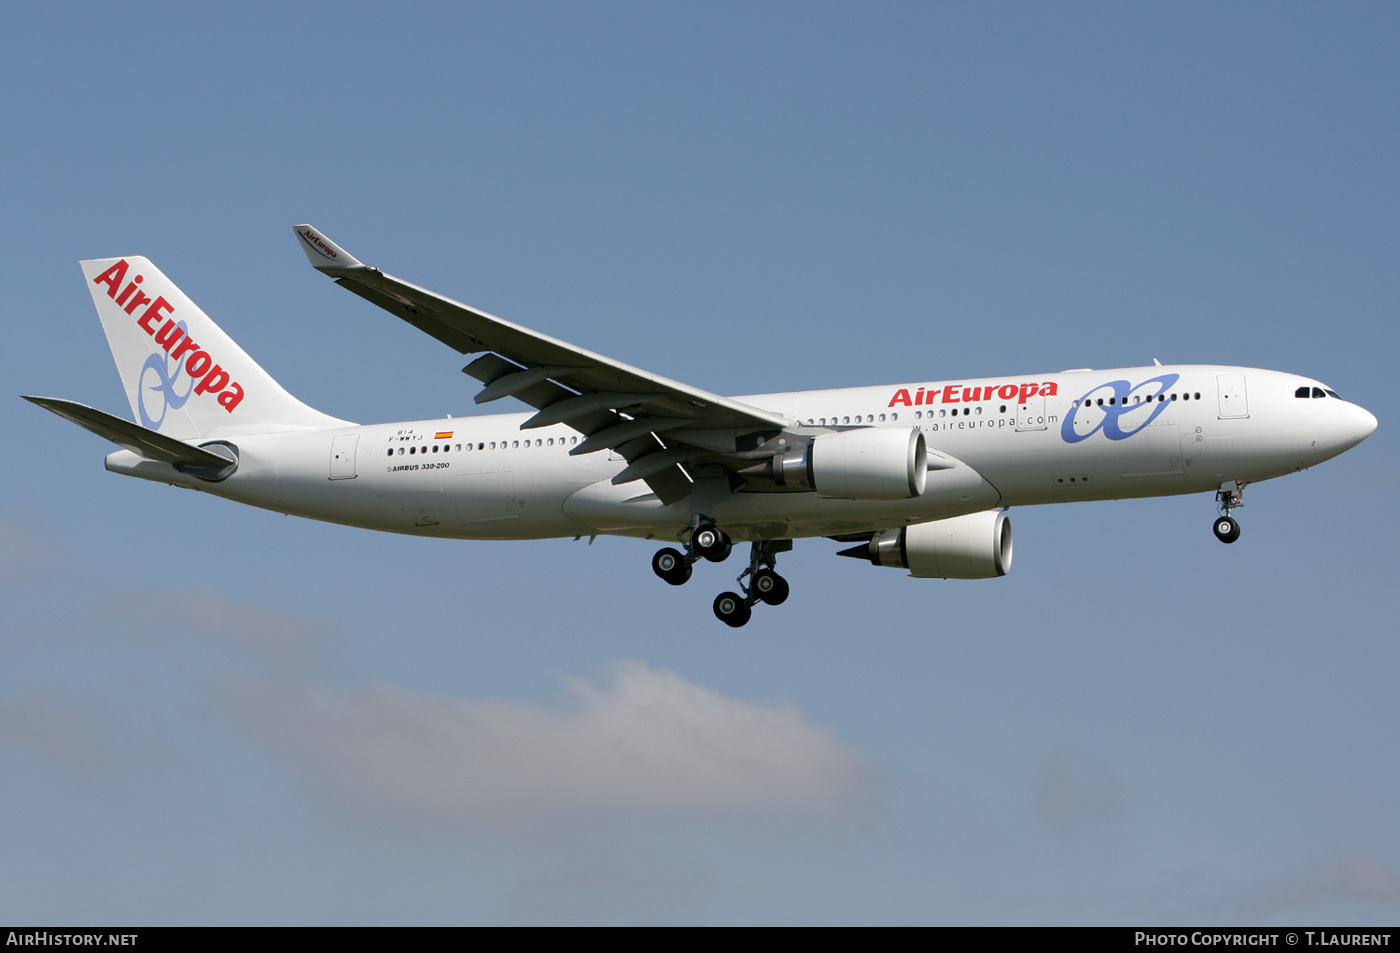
1213,516,1240,544
704,534,732,563
713,591,752,627
652,547,692,585
751,569,790,606
693,526,733,563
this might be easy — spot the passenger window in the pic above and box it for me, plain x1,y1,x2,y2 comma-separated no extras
878,414,886,422
890,413,897,421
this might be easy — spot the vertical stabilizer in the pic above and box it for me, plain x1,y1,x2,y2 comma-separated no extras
82,257,348,439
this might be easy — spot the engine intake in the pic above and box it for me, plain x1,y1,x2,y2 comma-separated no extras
775,428,927,500
839,510,1012,578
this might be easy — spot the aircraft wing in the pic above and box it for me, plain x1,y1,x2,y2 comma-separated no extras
294,225,793,504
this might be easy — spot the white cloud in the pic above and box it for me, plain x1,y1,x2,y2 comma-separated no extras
106,587,331,674
1038,754,1122,829
0,514,60,576
1231,855,1400,915
222,660,868,828
0,690,169,776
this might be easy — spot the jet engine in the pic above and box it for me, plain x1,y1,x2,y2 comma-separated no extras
839,510,1012,578
774,428,927,500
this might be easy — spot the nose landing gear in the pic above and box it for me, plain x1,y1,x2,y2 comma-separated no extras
1213,481,1245,544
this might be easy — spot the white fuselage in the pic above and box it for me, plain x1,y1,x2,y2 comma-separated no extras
104,364,1377,543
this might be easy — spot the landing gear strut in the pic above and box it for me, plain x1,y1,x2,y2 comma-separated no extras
1213,481,1244,544
712,539,793,628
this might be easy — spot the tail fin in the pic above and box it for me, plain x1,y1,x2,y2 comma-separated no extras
82,257,348,439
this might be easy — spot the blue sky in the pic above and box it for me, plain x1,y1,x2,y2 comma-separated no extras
2,2,1396,925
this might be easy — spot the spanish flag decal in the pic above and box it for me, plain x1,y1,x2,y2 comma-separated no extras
435,431,453,439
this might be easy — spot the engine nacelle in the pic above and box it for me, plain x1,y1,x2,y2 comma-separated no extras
841,510,1013,579
775,428,927,500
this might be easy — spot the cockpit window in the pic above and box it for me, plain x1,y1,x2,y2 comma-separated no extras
1325,389,1341,399
1313,387,1326,398
1296,386,1310,398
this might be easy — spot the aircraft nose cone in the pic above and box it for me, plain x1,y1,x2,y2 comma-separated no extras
1356,405,1379,441
1336,402,1378,452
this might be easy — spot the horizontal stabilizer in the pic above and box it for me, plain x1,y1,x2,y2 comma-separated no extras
23,396,234,468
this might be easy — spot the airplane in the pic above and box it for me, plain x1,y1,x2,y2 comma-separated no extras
24,225,1378,626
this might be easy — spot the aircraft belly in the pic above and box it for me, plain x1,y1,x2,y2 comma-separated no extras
448,462,595,540
562,481,689,536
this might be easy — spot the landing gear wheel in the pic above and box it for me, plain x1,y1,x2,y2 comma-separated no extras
751,569,789,606
713,591,752,628
1213,516,1240,544
652,547,693,585
693,526,732,563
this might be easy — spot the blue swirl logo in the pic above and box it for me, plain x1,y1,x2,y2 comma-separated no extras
1060,373,1180,444
136,321,194,430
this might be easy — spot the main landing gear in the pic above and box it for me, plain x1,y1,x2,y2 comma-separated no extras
650,519,733,587
712,539,792,628
650,523,791,628
1213,481,1244,544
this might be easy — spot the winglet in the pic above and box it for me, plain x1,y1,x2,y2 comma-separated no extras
292,224,363,271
